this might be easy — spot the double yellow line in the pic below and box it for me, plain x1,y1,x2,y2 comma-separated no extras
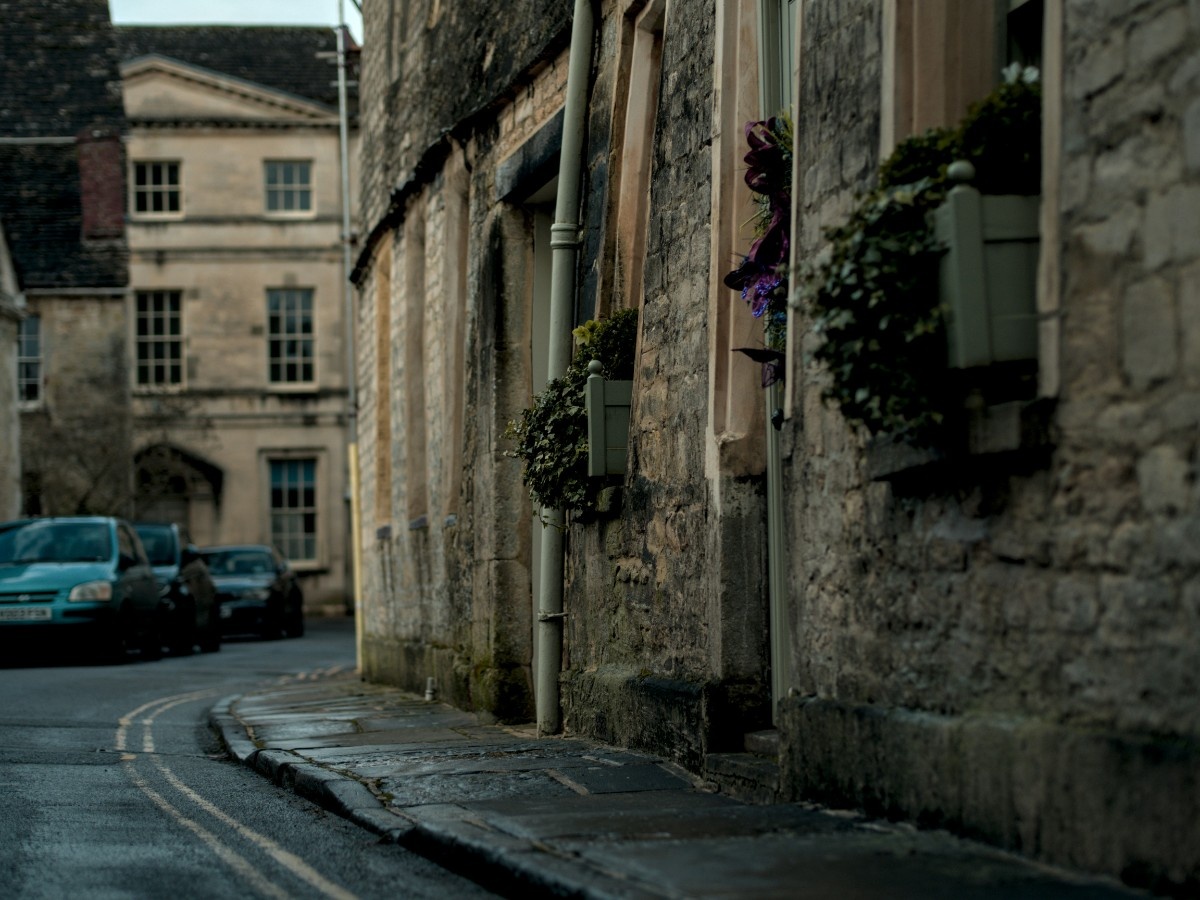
117,690,357,900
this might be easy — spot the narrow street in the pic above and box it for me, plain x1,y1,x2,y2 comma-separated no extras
0,619,497,899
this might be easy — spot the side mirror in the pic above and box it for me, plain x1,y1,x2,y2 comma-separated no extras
118,553,138,571
181,545,202,567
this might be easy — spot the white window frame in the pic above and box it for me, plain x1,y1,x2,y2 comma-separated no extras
17,313,42,408
132,160,182,217
267,287,315,387
134,290,184,389
268,456,318,564
264,160,314,216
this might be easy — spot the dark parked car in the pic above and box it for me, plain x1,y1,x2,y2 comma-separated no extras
198,544,304,639
0,516,162,661
134,522,220,656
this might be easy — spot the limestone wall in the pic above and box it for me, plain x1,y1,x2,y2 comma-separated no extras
778,1,1200,889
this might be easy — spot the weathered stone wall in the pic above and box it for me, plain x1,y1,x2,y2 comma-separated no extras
0,296,19,520
20,294,132,516
357,0,571,234
356,0,770,746
560,0,772,769
779,1,1200,890
356,0,574,720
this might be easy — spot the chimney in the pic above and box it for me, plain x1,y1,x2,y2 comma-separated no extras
76,126,125,240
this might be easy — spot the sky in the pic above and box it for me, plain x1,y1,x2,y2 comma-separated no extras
108,0,364,44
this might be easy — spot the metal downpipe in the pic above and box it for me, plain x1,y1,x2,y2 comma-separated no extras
536,0,595,736
335,3,365,670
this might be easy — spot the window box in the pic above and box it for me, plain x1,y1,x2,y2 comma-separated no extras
584,360,632,477
936,161,1040,369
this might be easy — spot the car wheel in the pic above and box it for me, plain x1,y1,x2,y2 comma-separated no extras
169,601,197,656
261,609,283,640
141,619,164,661
199,607,221,653
286,604,305,638
99,623,131,664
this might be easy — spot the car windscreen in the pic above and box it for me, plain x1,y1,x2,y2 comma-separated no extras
0,521,113,564
135,527,176,566
201,550,275,576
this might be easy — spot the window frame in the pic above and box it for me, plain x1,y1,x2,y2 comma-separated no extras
263,160,315,217
266,287,316,388
17,313,42,408
268,457,318,565
134,289,184,390
131,160,182,218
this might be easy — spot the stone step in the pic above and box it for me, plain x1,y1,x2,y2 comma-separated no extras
704,751,780,805
743,728,780,758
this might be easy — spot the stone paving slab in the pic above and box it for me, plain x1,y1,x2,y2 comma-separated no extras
565,831,1141,900
211,675,1154,900
458,794,856,842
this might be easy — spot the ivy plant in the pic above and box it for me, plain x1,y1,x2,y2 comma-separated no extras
503,307,638,515
801,66,1042,444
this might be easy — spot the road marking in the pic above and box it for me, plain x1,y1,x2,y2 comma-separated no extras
125,765,291,900
151,758,357,900
116,689,213,753
119,690,359,900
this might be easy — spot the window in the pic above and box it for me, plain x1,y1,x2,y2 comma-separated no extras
264,161,313,213
17,314,41,405
132,161,181,215
267,288,314,384
135,290,183,387
270,459,316,562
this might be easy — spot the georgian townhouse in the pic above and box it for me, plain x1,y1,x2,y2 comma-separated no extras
116,26,360,611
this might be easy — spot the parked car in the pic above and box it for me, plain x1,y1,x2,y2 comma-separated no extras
133,522,220,656
0,516,162,661
198,544,304,639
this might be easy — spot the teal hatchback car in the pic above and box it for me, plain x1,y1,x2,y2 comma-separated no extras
0,517,163,661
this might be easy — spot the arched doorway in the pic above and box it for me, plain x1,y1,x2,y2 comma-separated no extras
133,444,223,544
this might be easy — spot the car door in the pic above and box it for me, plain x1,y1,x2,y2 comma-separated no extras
118,523,159,621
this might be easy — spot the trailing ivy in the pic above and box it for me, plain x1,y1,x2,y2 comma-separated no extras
503,308,638,515
801,66,1042,444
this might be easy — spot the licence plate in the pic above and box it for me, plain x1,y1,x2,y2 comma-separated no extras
0,607,52,621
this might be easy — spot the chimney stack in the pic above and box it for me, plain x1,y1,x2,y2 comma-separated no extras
76,126,125,240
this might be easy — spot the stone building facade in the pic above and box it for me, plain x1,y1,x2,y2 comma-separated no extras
0,224,20,520
779,2,1199,893
354,0,1198,892
0,0,133,518
116,27,359,609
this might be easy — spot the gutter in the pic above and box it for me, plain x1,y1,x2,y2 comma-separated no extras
535,0,596,736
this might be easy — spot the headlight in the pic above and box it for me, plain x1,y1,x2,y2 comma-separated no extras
69,581,114,602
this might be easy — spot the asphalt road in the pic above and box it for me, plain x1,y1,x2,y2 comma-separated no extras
0,617,498,899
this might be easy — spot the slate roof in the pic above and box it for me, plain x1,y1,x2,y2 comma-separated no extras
0,0,127,289
115,26,358,113
0,143,128,289
0,0,125,137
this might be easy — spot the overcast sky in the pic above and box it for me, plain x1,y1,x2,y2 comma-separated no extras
108,0,363,43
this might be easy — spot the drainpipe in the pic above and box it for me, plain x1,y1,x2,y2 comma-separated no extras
335,2,365,671
536,0,595,736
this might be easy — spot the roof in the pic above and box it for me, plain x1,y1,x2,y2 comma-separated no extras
0,0,125,137
115,26,357,113
0,143,128,289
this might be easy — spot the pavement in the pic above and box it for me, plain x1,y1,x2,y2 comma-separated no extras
211,673,1151,899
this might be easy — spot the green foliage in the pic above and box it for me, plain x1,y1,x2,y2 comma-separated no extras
503,308,638,514
806,180,949,440
801,68,1042,443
